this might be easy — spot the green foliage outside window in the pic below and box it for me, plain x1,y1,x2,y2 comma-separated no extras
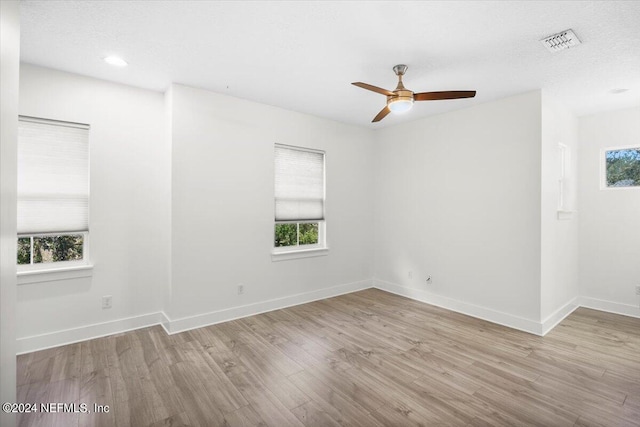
17,238,31,265
298,223,319,245
275,223,319,247
17,234,84,265
275,224,297,247
606,148,640,187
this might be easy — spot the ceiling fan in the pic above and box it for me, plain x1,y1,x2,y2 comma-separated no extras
352,64,476,122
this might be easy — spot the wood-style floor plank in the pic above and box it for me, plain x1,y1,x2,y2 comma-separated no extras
16,289,640,427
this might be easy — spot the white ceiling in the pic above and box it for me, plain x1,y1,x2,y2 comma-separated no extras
19,1,640,128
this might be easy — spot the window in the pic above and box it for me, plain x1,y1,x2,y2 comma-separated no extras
273,144,326,258
17,116,90,272
18,234,84,265
603,147,640,188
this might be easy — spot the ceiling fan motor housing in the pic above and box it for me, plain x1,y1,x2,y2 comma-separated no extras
387,90,413,103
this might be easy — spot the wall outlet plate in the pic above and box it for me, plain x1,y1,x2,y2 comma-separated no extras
102,295,112,309
635,285,640,296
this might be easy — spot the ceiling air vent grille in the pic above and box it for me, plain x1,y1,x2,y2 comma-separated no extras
540,29,581,52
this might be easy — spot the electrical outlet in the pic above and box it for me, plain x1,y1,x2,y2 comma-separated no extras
102,295,112,309
408,271,413,279
238,284,244,295
426,276,432,284
635,285,640,296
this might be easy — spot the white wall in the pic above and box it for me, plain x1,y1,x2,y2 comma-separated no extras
11,63,637,354
373,91,543,330
578,107,640,316
15,72,374,348
167,84,374,325
16,65,170,350
1,1,20,425
540,94,579,324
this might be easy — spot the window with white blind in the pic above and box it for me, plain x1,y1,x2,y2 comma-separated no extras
273,144,327,259
17,116,90,272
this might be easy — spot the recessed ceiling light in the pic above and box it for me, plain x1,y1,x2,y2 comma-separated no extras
104,56,128,67
609,88,629,94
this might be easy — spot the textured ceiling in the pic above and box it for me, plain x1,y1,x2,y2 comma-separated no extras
19,1,640,128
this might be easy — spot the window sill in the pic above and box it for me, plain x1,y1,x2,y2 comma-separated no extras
601,186,640,191
271,247,329,262
17,264,94,285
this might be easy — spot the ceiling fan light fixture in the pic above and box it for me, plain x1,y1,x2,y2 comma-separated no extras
388,97,414,114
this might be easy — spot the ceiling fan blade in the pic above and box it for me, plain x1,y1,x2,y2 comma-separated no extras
414,91,476,101
372,106,390,123
352,82,395,97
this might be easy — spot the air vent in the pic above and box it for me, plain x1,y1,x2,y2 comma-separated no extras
540,29,581,52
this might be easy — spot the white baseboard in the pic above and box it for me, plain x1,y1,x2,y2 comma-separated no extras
373,278,544,335
540,298,579,335
16,312,163,355
373,280,639,336
15,280,639,355
577,296,640,318
164,279,373,334
16,279,373,353
159,311,172,335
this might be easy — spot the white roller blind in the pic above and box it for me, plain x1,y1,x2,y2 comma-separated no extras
275,145,325,221
18,117,89,234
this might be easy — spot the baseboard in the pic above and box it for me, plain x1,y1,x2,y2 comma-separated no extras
373,278,544,335
164,279,373,334
16,279,373,353
16,312,164,355
577,296,640,318
159,311,172,335
540,298,579,335
15,280,639,355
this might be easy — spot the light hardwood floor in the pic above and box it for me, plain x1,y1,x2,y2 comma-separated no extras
16,289,640,426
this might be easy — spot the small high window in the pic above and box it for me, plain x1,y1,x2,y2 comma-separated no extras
604,147,640,188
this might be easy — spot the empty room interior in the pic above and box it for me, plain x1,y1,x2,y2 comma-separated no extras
1,1,640,426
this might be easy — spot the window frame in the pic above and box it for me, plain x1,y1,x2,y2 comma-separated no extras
272,144,328,261
600,145,640,190
17,231,90,271
273,220,326,253
16,232,93,285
